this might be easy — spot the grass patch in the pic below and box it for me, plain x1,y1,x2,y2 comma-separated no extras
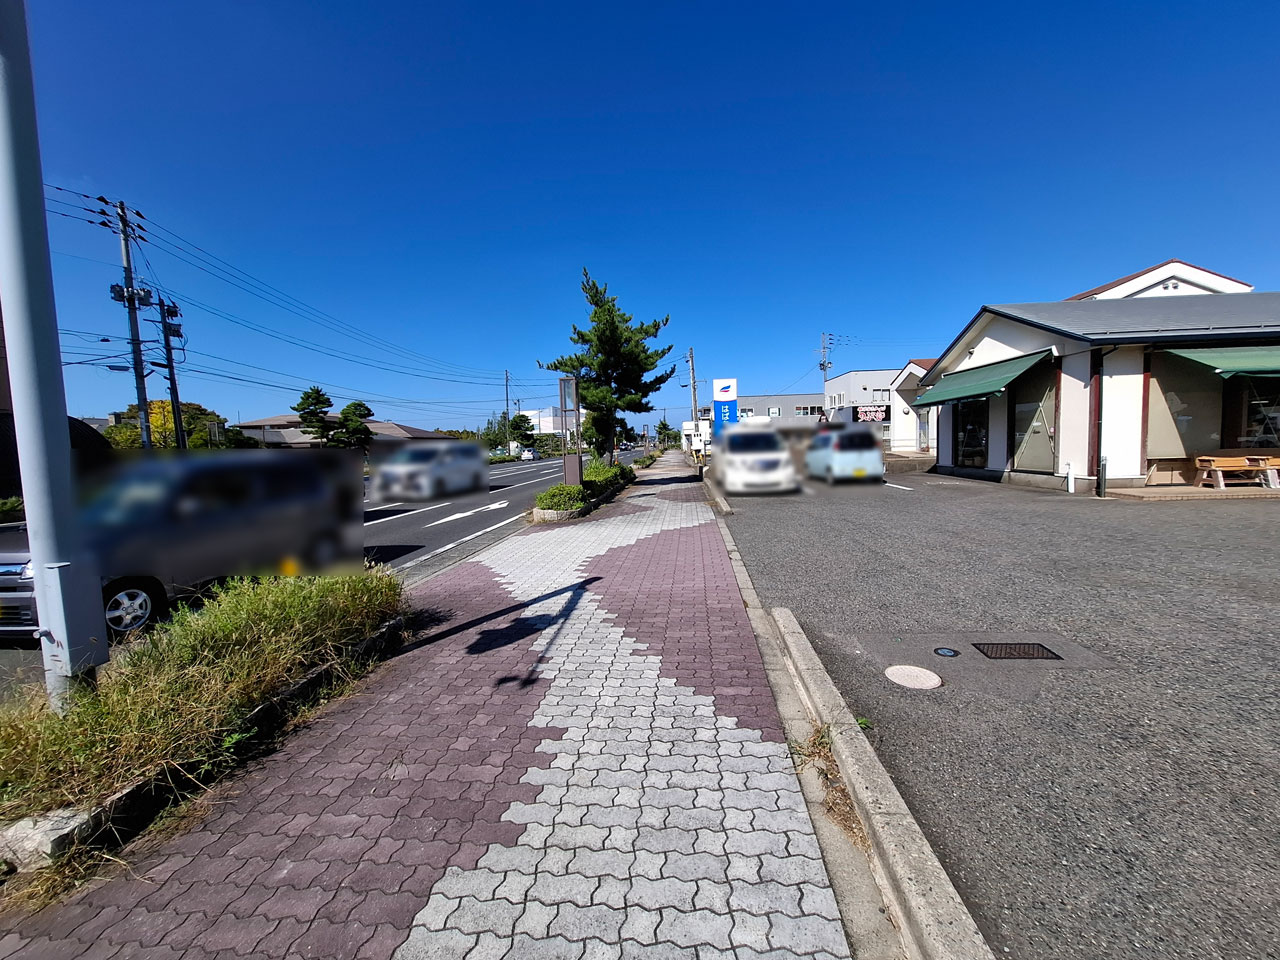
0,571,404,823
789,722,869,851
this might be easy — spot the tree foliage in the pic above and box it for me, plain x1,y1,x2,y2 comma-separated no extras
656,418,680,447
509,413,536,447
105,401,259,450
291,387,333,443
542,270,675,462
329,401,375,453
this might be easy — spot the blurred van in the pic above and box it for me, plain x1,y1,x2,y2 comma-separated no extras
805,426,885,483
0,450,362,637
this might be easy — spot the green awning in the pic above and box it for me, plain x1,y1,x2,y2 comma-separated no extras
913,350,1051,407
1165,346,1280,376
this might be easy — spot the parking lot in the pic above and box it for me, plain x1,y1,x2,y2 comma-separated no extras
724,474,1280,960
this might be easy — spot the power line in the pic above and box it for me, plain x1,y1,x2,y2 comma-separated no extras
133,214,528,381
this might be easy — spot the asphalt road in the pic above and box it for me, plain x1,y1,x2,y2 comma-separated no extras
723,474,1280,960
363,451,637,583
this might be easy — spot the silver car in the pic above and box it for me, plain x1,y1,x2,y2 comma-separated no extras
371,442,489,501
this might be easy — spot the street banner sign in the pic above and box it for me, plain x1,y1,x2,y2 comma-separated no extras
711,378,738,437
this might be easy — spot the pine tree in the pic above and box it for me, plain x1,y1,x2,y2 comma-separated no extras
543,270,676,462
291,386,333,444
329,400,375,453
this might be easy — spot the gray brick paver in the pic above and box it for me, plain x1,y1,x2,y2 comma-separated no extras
5,458,848,960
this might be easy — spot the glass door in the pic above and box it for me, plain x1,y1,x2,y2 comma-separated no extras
1012,362,1057,472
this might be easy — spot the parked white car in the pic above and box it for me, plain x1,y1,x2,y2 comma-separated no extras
715,427,798,494
520,448,541,461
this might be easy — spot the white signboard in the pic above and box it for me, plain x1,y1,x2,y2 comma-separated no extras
712,378,738,402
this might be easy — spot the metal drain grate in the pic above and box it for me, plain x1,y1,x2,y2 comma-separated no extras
972,642,1062,660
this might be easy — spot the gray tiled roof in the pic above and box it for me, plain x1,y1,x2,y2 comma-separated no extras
987,291,1280,342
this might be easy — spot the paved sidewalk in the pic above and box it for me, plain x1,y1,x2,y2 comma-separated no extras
1,453,851,960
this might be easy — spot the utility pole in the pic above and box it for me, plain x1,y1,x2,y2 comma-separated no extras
0,0,109,707
158,298,186,449
504,369,511,451
686,347,699,423
113,201,152,447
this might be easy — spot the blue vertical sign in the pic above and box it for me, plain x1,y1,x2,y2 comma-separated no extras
711,378,738,438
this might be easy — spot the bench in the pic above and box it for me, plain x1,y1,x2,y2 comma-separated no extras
1193,455,1280,490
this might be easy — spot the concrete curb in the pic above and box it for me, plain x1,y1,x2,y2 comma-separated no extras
702,471,733,514
769,606,996,960
715,519,901,960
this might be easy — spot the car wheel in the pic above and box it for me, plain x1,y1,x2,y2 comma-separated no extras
102,579,167,635
826,467,836,486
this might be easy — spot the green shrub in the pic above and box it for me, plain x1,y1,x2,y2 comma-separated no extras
0,571,403,820
535,484,586,512
582,461,635,498
0,496,23,523
634,454,657,468
488,455,519,464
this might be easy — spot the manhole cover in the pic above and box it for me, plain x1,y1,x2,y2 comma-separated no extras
972,642,1062,660
934,647,960,658
884,665,943,689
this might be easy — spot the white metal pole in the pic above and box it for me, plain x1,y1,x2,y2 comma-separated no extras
0,0,109,707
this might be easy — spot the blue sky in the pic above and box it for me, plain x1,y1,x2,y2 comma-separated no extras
30,0,1280,431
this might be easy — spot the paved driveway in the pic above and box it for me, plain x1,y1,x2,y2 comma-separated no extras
724,474,1279,960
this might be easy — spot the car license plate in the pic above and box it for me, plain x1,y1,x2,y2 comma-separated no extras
854,468,867,477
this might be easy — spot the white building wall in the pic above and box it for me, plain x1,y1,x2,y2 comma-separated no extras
937,404,953,465
955,316,1072,371
1100,347,1146,479
887,392,937,452
1085,263,1252,299
823,369,898,410
1058,351,1092,477
987,393,1009,470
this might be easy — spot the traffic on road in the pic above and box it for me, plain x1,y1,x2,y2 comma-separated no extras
362,450,639,581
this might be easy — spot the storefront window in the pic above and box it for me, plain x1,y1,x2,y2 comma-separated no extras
952,399,989,468
1240,377,1280,447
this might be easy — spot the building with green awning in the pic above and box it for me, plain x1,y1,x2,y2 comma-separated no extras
914,260,1280,491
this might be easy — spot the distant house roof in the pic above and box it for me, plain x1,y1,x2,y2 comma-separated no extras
984,292,1280,343
907,358,937,372
1064,258,1252,300
232,413,449,441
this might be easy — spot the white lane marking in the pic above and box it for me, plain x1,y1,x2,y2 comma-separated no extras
396,514,524,570
426,501,510,527
363,502,451,526
800,485,815,495
884,482,913,491
492,473,563,492
365,501,405,511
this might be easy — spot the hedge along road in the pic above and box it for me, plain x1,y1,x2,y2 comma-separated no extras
363,450,639,583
